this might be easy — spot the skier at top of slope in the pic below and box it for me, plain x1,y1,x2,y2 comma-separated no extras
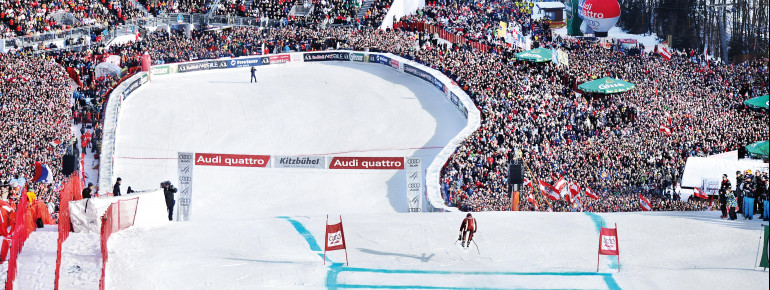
459,213,477,247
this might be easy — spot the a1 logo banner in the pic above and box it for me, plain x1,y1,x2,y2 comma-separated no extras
597,222,620,272
324,215,349,265
325,223,345,251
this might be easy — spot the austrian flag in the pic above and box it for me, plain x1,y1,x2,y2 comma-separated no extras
554,177,568,192
584,186,599,200
568,182,580,200
693,187,708,199
659,125,672,136
527,193,539,211
660,45,672,61
639,194,652,211
538,180,561,201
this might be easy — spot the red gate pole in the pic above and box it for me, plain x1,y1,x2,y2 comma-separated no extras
615,223,620,272
323,215,328,265
341,215,349,266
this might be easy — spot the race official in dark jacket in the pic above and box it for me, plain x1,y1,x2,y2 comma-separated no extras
82,183,94,199
161,181,177,221
113,177,122,196
719,174,730,219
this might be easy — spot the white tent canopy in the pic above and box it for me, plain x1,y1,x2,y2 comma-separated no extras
681,156,768,191
95,62,122,79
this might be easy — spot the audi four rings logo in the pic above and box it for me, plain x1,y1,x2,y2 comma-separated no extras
407,159,421,165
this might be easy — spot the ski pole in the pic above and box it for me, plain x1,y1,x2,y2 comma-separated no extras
471,239,480,254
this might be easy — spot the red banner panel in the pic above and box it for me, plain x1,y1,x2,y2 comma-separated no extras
195,153,270,167
328,157,404,170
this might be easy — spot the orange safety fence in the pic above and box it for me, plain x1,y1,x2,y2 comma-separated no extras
99,197,139,290
54,172,83,290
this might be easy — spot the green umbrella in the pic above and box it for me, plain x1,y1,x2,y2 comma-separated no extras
514,48,553,62
745,140,769,157
578,77,636,94
744,95,769,109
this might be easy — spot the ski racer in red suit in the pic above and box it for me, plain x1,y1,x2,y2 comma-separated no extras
459,213,477,247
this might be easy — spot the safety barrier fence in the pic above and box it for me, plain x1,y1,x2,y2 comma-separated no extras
393,21,493,52
99,197,139,290
3,185,30,290
54,172,83,289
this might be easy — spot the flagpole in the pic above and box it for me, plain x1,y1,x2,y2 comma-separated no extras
520,156,551,211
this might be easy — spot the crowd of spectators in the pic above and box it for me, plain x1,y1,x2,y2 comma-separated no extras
0,0,121,36
0,51,75,206
98,0,148,21
0,0,396,38
309,0,359,26
391,1,769,212
399,0,534,48
142,0,209,15
359,0,389,28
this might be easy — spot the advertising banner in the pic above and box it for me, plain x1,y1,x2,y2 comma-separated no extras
177,152,194,221
388,58,400,70
274,155,326,169
329,157,404,170
405,157,423,212
150,65,170,76
194,153,270,167
121,78,142,100
303,52,350,62
371,54,390,66
556,49,570,66
565,0,584,36
177,60,229,73
290,53,304,62
404,64,435,85
227,56,270,68
432,78,446,93
269,54,291,64
450,91,460,106
350,53,369,63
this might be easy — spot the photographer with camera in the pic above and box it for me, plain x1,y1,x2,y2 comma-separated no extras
161,181,177,221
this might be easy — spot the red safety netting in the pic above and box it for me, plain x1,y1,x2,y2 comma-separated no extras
54,172,83,290
4,185,31,290
393,21,494,53
99,197,139,290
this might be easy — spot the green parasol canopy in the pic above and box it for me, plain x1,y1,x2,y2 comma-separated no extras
578,77,636,94
745,140,769,157
744,95,769,109
514,48,553,62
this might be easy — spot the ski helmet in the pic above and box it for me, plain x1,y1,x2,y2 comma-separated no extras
466,213,472,217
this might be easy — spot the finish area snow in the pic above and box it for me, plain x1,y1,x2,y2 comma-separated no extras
106,212,768,289
103,61,768,289
112,61,467,216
